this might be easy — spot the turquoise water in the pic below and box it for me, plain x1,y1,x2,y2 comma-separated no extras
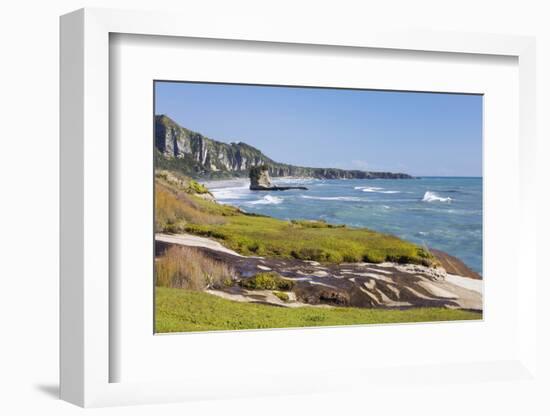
205,177,483,274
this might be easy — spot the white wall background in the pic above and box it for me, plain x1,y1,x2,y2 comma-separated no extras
0,0,548,414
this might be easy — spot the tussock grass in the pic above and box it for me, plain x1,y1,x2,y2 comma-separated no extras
156,169,210,194
155,183,226,232
155,288,482,332
156,246,236,290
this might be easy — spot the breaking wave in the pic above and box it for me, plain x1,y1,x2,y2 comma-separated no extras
355,186,400,194
247,195,284,205
301,195,362,202
422,191,452,203
208,181,249,201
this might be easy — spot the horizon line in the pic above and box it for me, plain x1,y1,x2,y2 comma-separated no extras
155,114,481,178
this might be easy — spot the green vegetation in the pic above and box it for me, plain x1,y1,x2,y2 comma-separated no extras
239,272,295,291
155,185,226,232
156,169,211,195
184,214,434,265
273,291,290,302
291,219,346,229
156,245,235,290
155,288,482,332
155,171,238,232
155,171,435,266
187,179,209,194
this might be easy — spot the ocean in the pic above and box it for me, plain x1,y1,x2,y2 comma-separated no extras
204,177,483,274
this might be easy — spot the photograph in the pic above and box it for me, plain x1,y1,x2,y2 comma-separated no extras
153,81,483,333
2,0,544,412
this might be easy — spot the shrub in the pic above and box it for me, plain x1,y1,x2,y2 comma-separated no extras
291,219,346,229
291,219,329,228
291,247,342,262
187,180,209,194
156,169,210,195
273,291,289,302
342,252,361,262
183,224,227,240
386,255,411,264
362,252,386,263
291,248,324,261
240,272,295,291
246,241,266,255
155,245,236,290
163,221,187,234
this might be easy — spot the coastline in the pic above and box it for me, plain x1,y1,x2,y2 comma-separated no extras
199,176,483,275
154,172,483,332
156,232,482,311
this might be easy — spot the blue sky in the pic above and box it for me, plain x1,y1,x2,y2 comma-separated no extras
155,82,482,177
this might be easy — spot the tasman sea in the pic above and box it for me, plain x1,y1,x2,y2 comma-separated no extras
205,177,483,275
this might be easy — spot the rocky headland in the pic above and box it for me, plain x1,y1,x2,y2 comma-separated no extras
155,114,414,180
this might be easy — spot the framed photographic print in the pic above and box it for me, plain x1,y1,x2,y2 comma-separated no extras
60,8,539,408
152,81,483,334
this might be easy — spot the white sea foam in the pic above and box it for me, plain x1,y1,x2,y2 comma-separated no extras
210,185,250,201
247,195,284,205
354,186,382,191
354,186,400,194
422,191,452,203
301,195,362,202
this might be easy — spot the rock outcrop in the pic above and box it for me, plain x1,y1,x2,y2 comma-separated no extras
249,166,308,191
155,114,414,180
155,237,482,311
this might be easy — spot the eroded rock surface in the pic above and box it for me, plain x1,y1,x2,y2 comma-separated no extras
156,238,482,311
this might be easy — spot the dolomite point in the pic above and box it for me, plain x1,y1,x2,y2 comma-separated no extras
249,166,308,191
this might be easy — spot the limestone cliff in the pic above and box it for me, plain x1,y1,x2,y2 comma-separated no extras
249,165,273,189
249,165,308,191
155,114,414,180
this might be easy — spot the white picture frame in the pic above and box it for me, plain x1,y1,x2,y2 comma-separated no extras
60,8,538,408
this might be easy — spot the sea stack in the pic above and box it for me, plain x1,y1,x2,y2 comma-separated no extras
249,165,308,191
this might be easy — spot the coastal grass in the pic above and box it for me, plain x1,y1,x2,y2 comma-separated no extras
156,169,211,194
184,213,433,265
155,287,482,332
156,245,236,290
155,183,228,232
155,175,435,265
